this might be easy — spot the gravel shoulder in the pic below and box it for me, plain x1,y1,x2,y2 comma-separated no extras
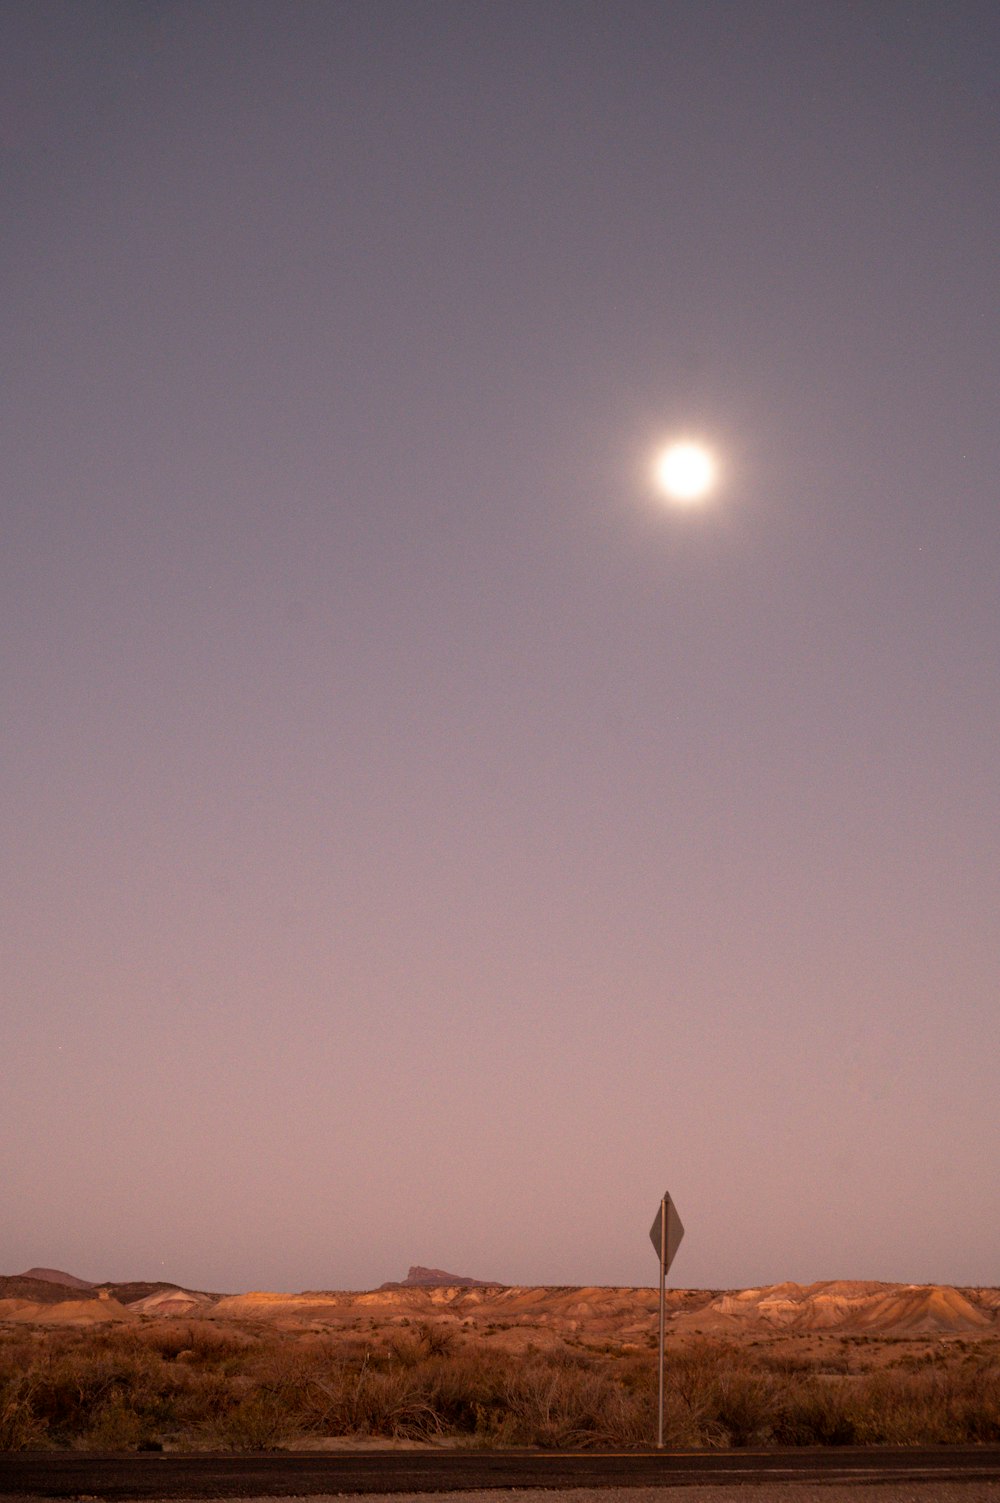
6,1485,1000,1503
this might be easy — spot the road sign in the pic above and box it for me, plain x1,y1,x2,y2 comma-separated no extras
650,1190,684,1449
649,1193,684,1274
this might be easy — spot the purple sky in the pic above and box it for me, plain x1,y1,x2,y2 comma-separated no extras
3,1,998,1295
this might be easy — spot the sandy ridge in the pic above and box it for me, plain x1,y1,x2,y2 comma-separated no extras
0,1278,996,1336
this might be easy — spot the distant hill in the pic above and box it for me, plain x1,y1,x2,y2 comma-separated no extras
3,1271,222,1309
20,1267,94,1289
6,1269,996,1345
124,1285,220,1313
105,1281,222,1308
380,1264,500,1289
0,1274,94,1305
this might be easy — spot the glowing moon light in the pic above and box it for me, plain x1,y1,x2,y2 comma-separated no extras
653,441,717,504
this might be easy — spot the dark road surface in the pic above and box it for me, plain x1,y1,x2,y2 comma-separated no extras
2,1447,999,1499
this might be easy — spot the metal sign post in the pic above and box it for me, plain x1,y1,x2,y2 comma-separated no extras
649,1191,684,1449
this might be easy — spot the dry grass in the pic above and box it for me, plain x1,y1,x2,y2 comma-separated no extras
0,1322,997,1452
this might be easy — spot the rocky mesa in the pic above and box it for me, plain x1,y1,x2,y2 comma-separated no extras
1,1268,997,1345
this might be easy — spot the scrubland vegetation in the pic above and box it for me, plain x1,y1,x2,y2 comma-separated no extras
1,1322,998,1451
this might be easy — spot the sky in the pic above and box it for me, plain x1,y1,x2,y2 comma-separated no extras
3,0,998,1296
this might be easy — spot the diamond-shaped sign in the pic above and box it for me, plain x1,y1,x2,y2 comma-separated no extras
649,1193,684,1274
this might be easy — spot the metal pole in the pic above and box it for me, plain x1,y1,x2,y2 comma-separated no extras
657,1193,665,1448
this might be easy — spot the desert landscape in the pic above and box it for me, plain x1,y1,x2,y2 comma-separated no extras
1,1266,998,1452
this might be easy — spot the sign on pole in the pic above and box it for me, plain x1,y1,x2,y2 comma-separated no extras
649,1195,684,1275
650,1191,684,1449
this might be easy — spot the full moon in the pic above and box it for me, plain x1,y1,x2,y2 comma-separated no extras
653,441,717,504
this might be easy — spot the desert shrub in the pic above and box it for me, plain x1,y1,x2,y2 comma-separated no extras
499,1363,604,1446
0,1335,38,1384
388,1323,457,1366
336,1362,442,1439
710,1366,785,1447
431,1351,649,1449
242,1348,445,1441
662,1341,738,1444
386,1335,422,1368
964,1363,1000,1441
416,1352,506,1434
4,1323,998,1452
776,1379,860,1445
203,1391,297,1450
137,1321,253,1364
5,1326,243,1449
417,1322,457,1358
849,1366,1000,1446
0,1376,49,1450
82,1389,147,1450
31,1341,162,1440
763,1346,851,1376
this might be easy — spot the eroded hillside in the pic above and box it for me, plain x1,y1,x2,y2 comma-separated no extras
1,1272,997,1346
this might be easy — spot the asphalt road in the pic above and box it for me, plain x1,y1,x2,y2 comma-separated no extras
2,1447,1000,1499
